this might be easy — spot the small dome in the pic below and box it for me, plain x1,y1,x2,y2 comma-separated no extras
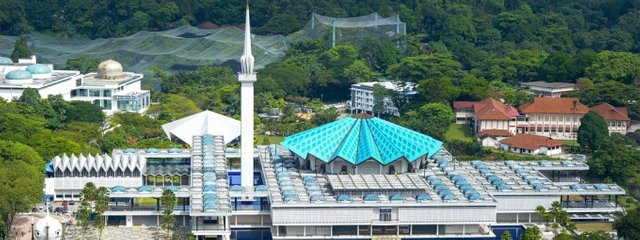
96,59,124,79
5,69,32,80
0,57,12,64
33,215,63,240
26,64,52,74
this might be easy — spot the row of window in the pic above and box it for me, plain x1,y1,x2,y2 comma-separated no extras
54,169,141,178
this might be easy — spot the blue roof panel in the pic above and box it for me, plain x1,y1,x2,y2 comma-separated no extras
281,115,443,165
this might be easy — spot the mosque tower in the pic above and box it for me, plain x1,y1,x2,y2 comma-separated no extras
239,3,256,189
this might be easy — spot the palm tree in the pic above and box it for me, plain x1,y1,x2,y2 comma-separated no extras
535,205,549,226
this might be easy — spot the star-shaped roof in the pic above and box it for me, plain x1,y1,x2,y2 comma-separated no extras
281,114,442,165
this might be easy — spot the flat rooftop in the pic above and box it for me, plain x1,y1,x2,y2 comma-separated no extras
0,70,80,88
521,81,576,90
82,72,143,87
264,145,625,208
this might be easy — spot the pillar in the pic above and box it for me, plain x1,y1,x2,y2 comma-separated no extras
332,20,336,47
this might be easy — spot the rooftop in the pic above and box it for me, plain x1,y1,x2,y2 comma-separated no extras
521,81,576,90
162,110,241,146
281,114,443,165
473,98,519,120
478,129,513,138
499,134,564,150
520,97,589,115
590,103,629,121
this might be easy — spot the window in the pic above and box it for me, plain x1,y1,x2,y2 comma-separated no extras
379,208,392,221
89,89,100,97
103,90,112,97
75,78,82,86
103,100,112,110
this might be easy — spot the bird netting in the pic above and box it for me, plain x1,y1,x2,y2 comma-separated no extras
0,26,288,74
289,12,406,47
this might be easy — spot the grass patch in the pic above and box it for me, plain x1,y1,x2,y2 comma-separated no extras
257,135,285,144
561,140,579,147
574,222,614,232
445,124,474,142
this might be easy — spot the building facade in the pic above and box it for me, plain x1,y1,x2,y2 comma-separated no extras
520,81,576,98
590,103,630,135
0,56,149,114
349,81,415,116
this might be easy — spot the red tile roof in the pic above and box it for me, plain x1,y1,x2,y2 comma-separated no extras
519,98,589,115
474,98,519,120
499,134,564,150
453,101,476,109
479,130,513,138
590,103,630,121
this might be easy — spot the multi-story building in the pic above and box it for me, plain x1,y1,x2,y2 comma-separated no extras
0,56,149,114
349,81,416,116
520,81,576,98
519,98,589,140
590,103,630,135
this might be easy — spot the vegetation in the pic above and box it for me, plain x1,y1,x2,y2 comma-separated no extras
521,225,542,240
10,35,31,62
500,231,512,240
0,140,44,238
535,201,576,233
160,189,177,239
444,124,474,142
77,183,109,239
614,207,640,240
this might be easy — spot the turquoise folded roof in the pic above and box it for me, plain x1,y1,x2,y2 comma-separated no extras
281,114,442,165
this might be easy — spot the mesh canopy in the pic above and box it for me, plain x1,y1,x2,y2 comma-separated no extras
290,12,406,47
0,26,288,74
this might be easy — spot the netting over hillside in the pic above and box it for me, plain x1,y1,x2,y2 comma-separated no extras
0,26,288,74
290,13,406,47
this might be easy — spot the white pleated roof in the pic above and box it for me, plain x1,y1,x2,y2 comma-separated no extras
161,110,241,146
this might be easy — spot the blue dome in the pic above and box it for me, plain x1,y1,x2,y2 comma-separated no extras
0,57,12,64
5,70,32,80
25,64,51,74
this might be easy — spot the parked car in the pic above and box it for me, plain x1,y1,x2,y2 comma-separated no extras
62,200,68,207
54,207,63,213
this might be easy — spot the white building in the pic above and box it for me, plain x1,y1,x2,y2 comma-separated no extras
590,103,630,135
0,56,149,114
520,81,576,98
349,81,416,116
498,134,564,156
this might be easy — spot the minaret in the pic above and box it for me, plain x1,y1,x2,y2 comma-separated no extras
239,3,256,189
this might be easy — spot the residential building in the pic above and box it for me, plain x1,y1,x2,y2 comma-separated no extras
520,81,576,98
519,98,589,140
453,101,475,124
590,103,630,135
478,130,513,148
0,56,150,114
471,98,520,135
499,134,564,156
349,81,416,116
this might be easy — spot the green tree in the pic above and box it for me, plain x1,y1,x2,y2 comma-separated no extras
614,208,640,240
66,101,105,124
500,231,512,240
65,55,100,73
585,51,640,84
577,112,609,150
417,76,460,103
311,107,339,126
398,102,453,139
538,52,578,82
535,205,550,226
521,225,542,240
94,187,108,239
148,94,201,122
388,54,463,83
10,35,31,62
0,140,44,237
160,189,177,239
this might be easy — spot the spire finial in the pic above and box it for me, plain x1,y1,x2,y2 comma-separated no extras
240,0,254,75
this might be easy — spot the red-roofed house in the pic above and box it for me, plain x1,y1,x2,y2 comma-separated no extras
453,98,522,146
590,103,630,135
453,101,477,124
519,98,589,140
499,134,564,156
